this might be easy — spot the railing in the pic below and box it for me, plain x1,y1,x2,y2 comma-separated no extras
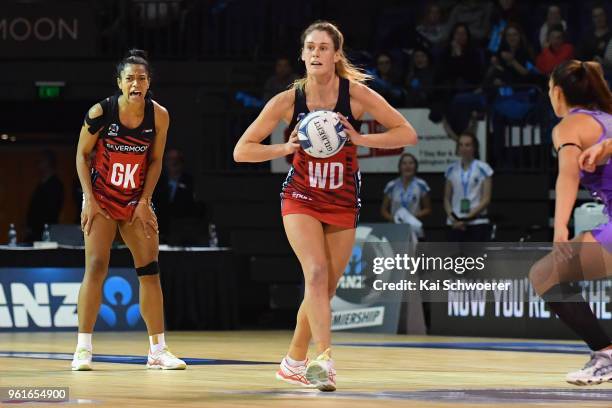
482,85,555,172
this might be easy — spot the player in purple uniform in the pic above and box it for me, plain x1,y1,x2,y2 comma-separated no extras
529,60,612,385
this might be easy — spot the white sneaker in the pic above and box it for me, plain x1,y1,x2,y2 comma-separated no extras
275,357,312,387
305,349,336,391
71,347,92,371
566,352,612,385
146,347,187,370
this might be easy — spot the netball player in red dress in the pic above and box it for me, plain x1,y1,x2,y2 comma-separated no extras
71,50,185,371
234,22,417,391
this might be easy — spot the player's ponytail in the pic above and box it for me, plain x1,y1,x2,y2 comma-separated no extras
583,61,612,114
551,60,612,114
293,21,371,90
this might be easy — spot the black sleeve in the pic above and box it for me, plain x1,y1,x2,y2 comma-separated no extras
84,98,110,135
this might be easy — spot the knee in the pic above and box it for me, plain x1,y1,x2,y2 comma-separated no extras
136,261,160,279
304,262,328,292
138,249,159,266
85,255,109,283
529,259,553,295
131,249,159,274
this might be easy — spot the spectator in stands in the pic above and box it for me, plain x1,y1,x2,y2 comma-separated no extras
431,23,484,134
381,153,431,239
484,23,535,89
437,23,483,92
445,0,493,44
536,24,574,75
404,48,435,107
26,150,64,242
369,52,405,106
487,0,529,53
154,148,195,239
538,4,567,50
444,132,493,242
579,5,611,62
416,3,447,52
263,56,298,102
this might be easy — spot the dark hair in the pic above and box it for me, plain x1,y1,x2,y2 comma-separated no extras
398,152,419,173
551,60,612,114
448,23,472,47
456,132,480,159
547,23,565,39
499,23,533,60
410,47,432,68
420,2,442,25
116,49,152,79
501,23,526,48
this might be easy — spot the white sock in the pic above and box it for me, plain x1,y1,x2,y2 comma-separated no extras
77,333,92,351
149,333,166,354
285,355,307,367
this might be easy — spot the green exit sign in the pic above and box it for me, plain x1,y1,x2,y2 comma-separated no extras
35,81,65,99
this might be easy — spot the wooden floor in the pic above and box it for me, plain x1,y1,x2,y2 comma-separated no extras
0,331,611,407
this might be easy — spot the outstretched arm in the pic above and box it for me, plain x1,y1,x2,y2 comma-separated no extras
234,90,300,163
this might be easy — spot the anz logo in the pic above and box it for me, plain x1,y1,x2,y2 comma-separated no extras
338,245,365,289
99,277,141,328
0,282,80,328
0,272,142,330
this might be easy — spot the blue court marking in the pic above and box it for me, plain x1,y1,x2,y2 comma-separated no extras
0,351,275,365
335,341,591,355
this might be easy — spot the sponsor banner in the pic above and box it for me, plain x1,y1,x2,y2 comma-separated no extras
271,109,486,173
331,223,415,333
331,306,385,330
348,241,612,339
430,278,612,339
0,268,144,332
332,240,612,338
0,3,95,57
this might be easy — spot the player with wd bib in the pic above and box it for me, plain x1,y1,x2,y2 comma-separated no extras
234,21,417,391
71,50,186,371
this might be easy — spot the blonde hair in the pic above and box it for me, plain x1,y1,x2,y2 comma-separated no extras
293,21,371,90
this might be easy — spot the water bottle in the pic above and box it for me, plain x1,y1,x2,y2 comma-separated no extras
42,224,51,242
208,223,218,248
8,223,17,247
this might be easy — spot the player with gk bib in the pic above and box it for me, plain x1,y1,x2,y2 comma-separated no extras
72,49,186,371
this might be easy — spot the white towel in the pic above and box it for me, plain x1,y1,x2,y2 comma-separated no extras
394,207,423,238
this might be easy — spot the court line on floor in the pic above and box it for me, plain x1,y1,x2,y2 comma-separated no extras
335,341,591,354
221,388,612,403
0,351,276,365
